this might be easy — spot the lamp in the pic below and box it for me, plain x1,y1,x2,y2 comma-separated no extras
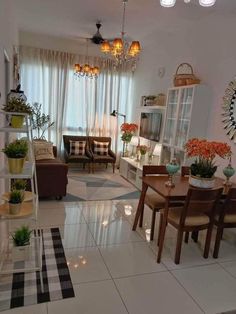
199,0,216,6
160,0,216,7
110,110,126,156
160,0,176,7
74,39,99,79
152,143,162,164
101,0,141,71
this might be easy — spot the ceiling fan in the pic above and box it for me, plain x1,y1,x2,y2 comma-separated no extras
90,22,105,45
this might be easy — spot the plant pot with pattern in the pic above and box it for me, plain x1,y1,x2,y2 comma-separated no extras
185,138,232,189
8,190,24,215
11,225,32,262
2,97,33,128
2,139,28,174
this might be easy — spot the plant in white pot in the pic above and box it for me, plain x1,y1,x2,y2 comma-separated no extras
11,226,32,262
8,190,24,215
12,179,27,197
185,138,232,189
2,139,28,174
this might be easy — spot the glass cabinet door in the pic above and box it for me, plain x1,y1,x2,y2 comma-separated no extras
163,89,179,146
175,87,193,149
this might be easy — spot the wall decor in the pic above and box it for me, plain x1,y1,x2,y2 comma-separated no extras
222,78,236,142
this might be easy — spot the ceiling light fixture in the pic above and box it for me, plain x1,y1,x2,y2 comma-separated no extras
160,0,216,7
74,39,99,79
101,0,141,71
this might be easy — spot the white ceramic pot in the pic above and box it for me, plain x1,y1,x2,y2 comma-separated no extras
189,175,215,189
12,244,30,262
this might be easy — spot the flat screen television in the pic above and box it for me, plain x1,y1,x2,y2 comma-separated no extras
139,112,162,142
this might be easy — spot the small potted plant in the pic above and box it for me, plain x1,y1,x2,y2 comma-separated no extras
2,139,28,174
8,190,24,215
2,97,33,128
12,179,27,197
11,226,32,261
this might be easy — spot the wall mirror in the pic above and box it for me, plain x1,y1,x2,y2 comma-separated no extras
222,78,236,142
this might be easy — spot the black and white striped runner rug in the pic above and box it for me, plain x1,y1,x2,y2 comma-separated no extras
0,228,75,311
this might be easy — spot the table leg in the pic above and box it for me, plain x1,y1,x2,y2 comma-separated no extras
132,183,148,231
157,198,169,263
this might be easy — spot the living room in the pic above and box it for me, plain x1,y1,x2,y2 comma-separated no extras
1,0,236,313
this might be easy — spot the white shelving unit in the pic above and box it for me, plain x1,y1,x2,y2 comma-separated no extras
0,111,43,289
161,85,210,165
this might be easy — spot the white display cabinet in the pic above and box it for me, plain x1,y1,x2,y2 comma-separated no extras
161,85,210,165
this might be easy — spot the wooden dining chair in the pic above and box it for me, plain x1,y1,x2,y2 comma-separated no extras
213,188,236,258
158,187,223,264
139,165,188,241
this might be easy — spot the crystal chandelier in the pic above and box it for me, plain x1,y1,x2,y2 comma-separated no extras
100,0,141,69
74,39,99,79
160,0,216,7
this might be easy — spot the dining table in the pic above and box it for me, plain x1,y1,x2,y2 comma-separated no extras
132,174,234,263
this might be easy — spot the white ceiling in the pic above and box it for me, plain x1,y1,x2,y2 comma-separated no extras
13,0,236,45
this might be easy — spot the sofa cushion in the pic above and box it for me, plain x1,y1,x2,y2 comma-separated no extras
33,141,55,161
69,140,86,156
93,141,109,156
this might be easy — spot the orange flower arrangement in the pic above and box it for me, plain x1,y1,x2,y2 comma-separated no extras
185,138,232,178
120,123,138,143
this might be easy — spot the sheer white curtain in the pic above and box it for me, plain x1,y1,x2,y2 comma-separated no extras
19,46,134,154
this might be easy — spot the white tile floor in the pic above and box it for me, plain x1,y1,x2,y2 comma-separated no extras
2,198,236,314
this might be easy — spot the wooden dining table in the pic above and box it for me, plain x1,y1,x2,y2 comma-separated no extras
132,174,233,263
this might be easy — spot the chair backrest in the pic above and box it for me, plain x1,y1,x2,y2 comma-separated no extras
143,165,168,176
88,136,112,152
181,166,190,177
179,187,223,227
220,188,236,221
63,135,88,153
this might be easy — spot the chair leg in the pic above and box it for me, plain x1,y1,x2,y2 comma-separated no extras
157,213,163,246
213,226,224,259
204,225,214,259
150,210,156,241
191,230,199,243
139,203,145,228
184,232,189,243
175,229,184,264
113,163,115,173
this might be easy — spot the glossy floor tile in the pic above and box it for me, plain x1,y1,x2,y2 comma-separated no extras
60,224,96,248
2,304,47,314
47,280,128,314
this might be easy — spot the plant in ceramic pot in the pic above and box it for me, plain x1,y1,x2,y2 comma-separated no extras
120,123,138,157
12,179,27,197
2,97,33,128
2,139,28,174
8,190,24,215
185,138,232,188
11,225,32,261
31,103,54,140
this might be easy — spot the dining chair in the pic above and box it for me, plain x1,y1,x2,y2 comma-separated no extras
213,188,236,258
140,165,188,241
158,187,223,264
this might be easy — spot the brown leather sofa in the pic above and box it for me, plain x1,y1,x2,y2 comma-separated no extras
36,146,68,199
63,135,116,173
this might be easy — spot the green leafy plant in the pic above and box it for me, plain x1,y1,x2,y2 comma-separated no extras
9,190,24,204
31,103,54,139
12,179,27,191
2,139,28,158
11,226,32,246
2,97,33,114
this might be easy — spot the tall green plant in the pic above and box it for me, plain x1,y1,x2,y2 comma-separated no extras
31,103,54,139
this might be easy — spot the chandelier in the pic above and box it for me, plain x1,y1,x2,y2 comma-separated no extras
74,39,99,79
160,0,216,7
100,0,141,69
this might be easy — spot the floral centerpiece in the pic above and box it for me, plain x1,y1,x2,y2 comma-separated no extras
120,123,138,156
185,138,232,188
138,145,148,155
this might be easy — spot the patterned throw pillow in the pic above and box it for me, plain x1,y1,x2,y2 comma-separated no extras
33,141,55,160
69,140,86,156
93,141,109,156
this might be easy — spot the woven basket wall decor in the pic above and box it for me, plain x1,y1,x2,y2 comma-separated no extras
173,63,201,87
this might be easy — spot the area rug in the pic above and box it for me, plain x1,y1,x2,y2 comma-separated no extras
65,170,140,201
0,228,74,312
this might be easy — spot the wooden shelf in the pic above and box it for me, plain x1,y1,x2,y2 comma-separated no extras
0,202,33,219
1,191,34,202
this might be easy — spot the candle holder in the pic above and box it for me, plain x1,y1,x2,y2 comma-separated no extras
165,159,180,188
223,159,235,186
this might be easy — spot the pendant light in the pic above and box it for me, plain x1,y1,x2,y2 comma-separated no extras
199,0,216,7
160,0,176,7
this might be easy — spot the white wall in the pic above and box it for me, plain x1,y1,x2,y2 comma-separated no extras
133,13,236,180
0,0,19,195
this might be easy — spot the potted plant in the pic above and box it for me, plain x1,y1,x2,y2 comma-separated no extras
185,138,232,188
2,97,33,128
12,179,27,197
2,139,28,174
11,226,32,261
31,103,54,140
144,95,157,106
120,123,138,157
8,190,24,215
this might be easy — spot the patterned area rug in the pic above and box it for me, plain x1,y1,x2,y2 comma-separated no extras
0,228,74,312
65,170,140,201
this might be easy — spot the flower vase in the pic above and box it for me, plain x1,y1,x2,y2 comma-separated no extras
124,142,129,157
140,154,145,163
189,175,215,189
